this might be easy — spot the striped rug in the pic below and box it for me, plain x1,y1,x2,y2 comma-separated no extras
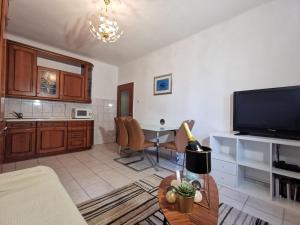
77,174,269,225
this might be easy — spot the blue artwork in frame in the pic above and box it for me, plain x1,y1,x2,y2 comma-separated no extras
154,74,172,95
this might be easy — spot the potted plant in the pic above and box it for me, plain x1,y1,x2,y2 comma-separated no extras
175,181,196,213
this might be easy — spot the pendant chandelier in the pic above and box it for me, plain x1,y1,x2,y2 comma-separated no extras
88,0,123,43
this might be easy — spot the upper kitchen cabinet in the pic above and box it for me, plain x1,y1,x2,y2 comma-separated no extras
5,40,93,103
60,72,85,101
37,66,60,99
82,64,92,103
7,44,37,97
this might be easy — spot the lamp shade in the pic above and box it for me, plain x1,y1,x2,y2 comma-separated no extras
186,146,211,174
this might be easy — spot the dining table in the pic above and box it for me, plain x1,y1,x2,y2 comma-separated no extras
141,124,178,165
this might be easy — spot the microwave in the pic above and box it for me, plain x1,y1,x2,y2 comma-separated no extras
72,108,93,119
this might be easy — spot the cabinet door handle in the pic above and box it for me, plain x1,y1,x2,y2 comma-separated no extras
2,126,8,136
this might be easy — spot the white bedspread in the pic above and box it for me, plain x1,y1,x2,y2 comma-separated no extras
0,166,88,225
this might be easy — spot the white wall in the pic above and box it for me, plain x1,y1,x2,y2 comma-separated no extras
118,0,300,143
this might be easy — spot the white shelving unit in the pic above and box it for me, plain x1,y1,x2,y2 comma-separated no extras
210,132,300,211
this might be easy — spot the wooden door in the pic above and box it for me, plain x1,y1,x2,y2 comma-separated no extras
86,121,94,148
117,82,134,117
37,66,60,99
5,127,36,161
7,43,37,96
60,72,85,101
36,127,67,154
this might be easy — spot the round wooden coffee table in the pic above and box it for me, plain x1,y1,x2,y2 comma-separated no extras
158,174,219,225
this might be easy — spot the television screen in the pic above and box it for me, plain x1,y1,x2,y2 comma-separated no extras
233,86,300,139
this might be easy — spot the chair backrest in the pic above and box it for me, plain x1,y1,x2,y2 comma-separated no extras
125,118,145,151
115,117,129,147
174,120,195,153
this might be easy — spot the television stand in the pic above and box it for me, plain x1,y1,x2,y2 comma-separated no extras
210,132,300,212
234,132,248,136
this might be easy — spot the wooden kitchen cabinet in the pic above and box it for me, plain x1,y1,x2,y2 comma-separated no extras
60,72,85,101
86,121,94,148
0,0,8,164
0,122,6,163
68,121,86,150
82,64,92,103
37,66,60,99
7,43,37,97
4,120,93,162
36,122,67,154
5,41,93,103
5,122,36,161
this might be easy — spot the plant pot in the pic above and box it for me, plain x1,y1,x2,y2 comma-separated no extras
177,194,194,213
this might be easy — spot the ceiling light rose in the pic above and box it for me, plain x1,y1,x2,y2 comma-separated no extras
88,0,123,43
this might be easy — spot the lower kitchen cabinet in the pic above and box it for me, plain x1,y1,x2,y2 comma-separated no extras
86,121,94,148
36,122,67,154
4,120,94,162
68,126,86,150
5,126,36,161
0,122,6,163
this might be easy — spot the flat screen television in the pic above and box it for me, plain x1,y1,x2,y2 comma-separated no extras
233,86,300,140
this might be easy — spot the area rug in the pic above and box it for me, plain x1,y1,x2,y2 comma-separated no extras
77,174,269,225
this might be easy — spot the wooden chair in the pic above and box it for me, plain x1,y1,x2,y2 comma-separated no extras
160,120,195,170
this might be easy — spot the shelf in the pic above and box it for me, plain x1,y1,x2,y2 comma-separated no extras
239,180,270,200
272,168,300,180
212,153,236,163
273,197,300,211
238,160,270,172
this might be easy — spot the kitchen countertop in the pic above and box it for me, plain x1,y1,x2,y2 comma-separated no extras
5,118,94,122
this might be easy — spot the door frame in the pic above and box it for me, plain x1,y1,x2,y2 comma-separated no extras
117,82,134,117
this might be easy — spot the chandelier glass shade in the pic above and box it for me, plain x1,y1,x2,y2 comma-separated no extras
88,0,123,43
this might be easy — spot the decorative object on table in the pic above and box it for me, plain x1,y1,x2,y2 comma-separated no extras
194,190,203,203
88,0,123,43
184,122,207,152
170,179,181,187
160,119,165,126
153,74,172,95
167,186,176,193
175,181,196,213
186,170,199,181
190,179,202,190
166,190,177,204
183,122,212,209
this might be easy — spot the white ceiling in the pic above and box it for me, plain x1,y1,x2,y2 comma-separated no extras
8,0,271,65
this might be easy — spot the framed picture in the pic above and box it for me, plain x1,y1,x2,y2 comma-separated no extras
153,74,172,95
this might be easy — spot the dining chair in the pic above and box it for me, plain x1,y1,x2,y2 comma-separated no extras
125,118,156,160
160,120,195,170
113,118,156,171
115,117,130,154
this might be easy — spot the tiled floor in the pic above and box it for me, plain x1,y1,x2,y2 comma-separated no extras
1,144,299,225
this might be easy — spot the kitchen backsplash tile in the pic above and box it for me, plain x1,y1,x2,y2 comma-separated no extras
5,98,117,145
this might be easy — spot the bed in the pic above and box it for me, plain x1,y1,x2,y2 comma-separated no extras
0,166,88,225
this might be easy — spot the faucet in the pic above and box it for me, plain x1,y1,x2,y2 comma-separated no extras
10,111,23,119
